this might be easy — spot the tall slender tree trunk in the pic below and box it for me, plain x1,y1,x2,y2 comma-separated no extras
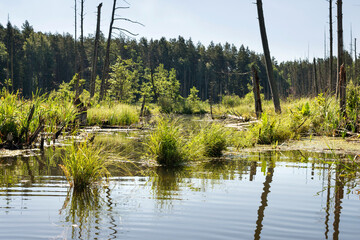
80,0,85,79
336,0,344,97
313,58,319,96
90,3,102,98
74,0,78,72
252,65,263,118
256,0,281,113
329,0,334,93
339,64,346,116
99,0,117,102
355,38,357,82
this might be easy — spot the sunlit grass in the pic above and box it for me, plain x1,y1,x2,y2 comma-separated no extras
87,103,139,126
59,141,110,190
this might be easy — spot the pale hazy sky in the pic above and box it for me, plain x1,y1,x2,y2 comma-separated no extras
1,0,360,62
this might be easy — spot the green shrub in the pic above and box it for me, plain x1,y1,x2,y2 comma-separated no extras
222,94,241,108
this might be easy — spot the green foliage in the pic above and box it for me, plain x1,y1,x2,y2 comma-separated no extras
108,57,140,103
346,81,360,132
310,93,339,136
59,141,110,190
222,94,241,108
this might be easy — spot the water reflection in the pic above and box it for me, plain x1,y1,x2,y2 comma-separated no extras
254,159,275,240
1,150,360,239
60,187,104,240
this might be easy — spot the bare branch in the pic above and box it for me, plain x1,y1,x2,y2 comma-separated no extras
113,27,139,36
115,6,129,10
113,17,145,26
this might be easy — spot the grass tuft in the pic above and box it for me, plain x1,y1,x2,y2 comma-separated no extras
59,141,110,190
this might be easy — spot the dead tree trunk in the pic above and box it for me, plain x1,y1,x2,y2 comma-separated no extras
339,64,346,116
313,58,319,96
336,0,344,97
90,3,102,98
74,0,78,73
355,38,357,82
329,0,334,93
256,0,281,113
80,0,85,79
99,0,117,102
252,65,263,118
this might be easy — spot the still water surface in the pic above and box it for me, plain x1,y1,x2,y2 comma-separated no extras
0,151,359,239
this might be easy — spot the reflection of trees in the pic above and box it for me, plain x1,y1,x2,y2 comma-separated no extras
0,149,62,187
60,187,103,239
150,167,186,210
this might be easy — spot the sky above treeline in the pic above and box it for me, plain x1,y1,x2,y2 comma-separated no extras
1,0,360,62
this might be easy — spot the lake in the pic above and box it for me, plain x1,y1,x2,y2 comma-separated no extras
0,150,359,239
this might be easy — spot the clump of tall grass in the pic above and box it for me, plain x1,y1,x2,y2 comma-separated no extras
87,103,139,126
145,117,199,166
200,123,228,157
59,141,110,190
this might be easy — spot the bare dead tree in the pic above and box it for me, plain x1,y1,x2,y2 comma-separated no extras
251,65,262,118
74,0,78,72
339,64,346,116
80,0,85,79
90,3,102,98
328,0,334,93
313,58,319,96
99,0,143,102
256,0,281,113
336,0,344,97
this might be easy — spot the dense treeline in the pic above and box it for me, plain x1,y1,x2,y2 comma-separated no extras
0,20,357,102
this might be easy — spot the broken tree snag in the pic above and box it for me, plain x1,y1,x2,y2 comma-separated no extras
90,3,102,98
251,65,263,118
74,97,88,125
256,0,281,113
339,64,346,117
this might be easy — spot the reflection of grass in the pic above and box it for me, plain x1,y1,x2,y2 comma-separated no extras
60,187,103,239
59,141,110,190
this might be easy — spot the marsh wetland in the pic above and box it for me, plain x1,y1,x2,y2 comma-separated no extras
1,130,360,240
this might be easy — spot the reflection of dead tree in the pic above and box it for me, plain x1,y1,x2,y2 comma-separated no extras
99,0,143,101
254,162,274,240
333,164,344,240
324,164,331,239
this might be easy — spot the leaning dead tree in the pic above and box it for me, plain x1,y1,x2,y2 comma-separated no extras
99,0,143,102
90,2,102,98
256,0,281,113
